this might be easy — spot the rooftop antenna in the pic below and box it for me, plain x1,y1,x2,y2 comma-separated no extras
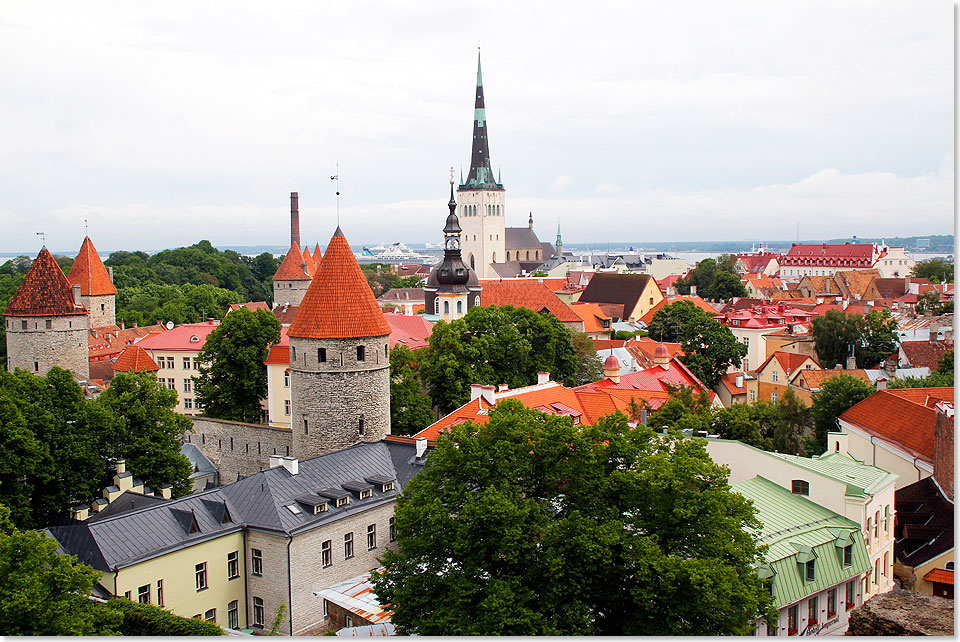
36,231,46,247
330,162,340,227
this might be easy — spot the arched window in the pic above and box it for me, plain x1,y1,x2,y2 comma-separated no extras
443,301,450,315
475,295,481,306
358,415,365,435
791,480,809,495
492,252,496,262
526,250,530,260
457,300,462,314
506,252,510,261
470,255,475,269
434,297,440,314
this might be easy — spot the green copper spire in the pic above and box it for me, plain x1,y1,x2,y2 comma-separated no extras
459,50,502,192
556,220,562,249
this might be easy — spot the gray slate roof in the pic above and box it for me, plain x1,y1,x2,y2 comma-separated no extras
46,440,425,572
505,227,541,250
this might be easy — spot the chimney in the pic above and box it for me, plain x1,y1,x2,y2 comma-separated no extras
828,432,849,456
876,378,887,391
934,409,954,501
666,286,677,297
498,384,508,392
690,285,697,296
290,192,301,249
537,372,550,385
470,384,484,401
904,276,912,293
846,356,857,370
157,484,172,500
884,356,897,377
269,455,283,469
71,283,81,305
116,459,126,474
735,374,744,389
108,266,114,283
640,408,648,427
480,385,496,405
416,438,428,459
279,456,298,475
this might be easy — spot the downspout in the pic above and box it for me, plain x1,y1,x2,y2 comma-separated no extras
287,537,294,635
912,456,923,483
243,529,249,629
113,567,118,598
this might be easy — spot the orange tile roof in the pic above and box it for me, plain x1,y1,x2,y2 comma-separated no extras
4,247,88,317
273,243,311,281
637,295,717,325
289,228,392,339
87,324,166,359
840,388,954,461
568,302,611,333
265,345,290,365
794,368,870,390
112,345,160,372
755,351,820,376
135,321,220,351
720,372,748,394
384,312,434,350
480,280,581,323
228,301,270,313
922,568,953,585
311,244,323,274
67,236,116,296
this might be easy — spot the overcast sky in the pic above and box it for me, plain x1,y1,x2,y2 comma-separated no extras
0,1,953,254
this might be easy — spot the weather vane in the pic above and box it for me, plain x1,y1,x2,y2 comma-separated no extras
449,166,454,185
36,231,46,246
330,162,340,226
84,213,88,235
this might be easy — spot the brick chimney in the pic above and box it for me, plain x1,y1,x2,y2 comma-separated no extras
290,191,300,249
934,408,954,500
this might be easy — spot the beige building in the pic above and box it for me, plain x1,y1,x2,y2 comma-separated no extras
136,321,222,416
47,438,426,635
706,436,898,601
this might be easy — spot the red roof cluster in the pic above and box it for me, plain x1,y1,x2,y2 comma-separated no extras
480,280,581,324
4,248,88,317
67,237,116,296
289,228,392,339
112,345,160,372
273,244,311,281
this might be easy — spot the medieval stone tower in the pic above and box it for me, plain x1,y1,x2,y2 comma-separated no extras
67,236,116,328
4,247,90,380
458,52,506,279
287,227,391,458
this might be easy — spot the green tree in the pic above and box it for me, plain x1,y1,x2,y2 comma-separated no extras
915,291,951,316
645,300,746,388
711,403,771,450
372,401,772,635
911,258,953,284
569,331,603,386
809,375,874,453
0,504,122,635
676,254,745,301
194,308,281,423
389,345,435,436
852,310,899,369
393,275,425,289
708,270,748,301
96,372,195,498
810,309,858,369
419,305,577,412
771,388,808,455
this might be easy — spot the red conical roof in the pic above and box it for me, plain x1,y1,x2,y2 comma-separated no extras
273,243,311,281
311,243,323,275
112,345,160,372
67,236,117,296
4,248,87,317
289,228,391,339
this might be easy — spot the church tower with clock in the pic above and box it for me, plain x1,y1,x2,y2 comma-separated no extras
424,172,481,321
457,51,505,280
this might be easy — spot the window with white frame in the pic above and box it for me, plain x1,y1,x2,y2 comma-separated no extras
251,548,262,576
367,524,377,550
195,562,208,591
321,540,332,567
344,532,354,559
253,597,264,626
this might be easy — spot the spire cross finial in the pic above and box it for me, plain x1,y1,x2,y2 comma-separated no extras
84,214,88,235
330,162,340,226
449,166,454,185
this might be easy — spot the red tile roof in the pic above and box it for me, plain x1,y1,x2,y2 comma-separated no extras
755,351,820,377
840,388,954,462
228,301,270,313
899,340,950,370
384,312,434,350
568,302,611,333
273,243,311,281
637,295,717,325
719,372,748,394
480,280,582,323
87,324,166,360
781,243,879,268
263,327,291,364
922,568,953,585
112,345,160,372
289,228,392,339
67,236,116,296
4,248,88,317
135,321,221,351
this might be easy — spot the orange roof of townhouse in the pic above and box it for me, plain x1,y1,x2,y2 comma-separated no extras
227,301,270,313
273,243,311,281
289,227,392,339
383,312,434,350
719,372,748,395
480,280,582,324
67,236,117,296
263,326,291,365
793,369,870,391
833,269,880,299
656,274,682,290
568,302,611,333
578,357,713,400
112,345,160,373
748,277,782,289
4,248,88,317
781,243,879,267
810,303,870,317
624,338,684,368
839,388,954,462
755,351,820,379
636,295,717,325
768,291,815,302
87,324,167,360
135,320,221,351
899,340,951,371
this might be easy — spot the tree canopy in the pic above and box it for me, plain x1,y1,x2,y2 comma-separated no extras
809,374,875,453
419,305,579,412
911,258,953,284
810,309,899,370
389,345,435,436
675,254,747,301
372,401,772,635
644,300,747,388
194,307,282,423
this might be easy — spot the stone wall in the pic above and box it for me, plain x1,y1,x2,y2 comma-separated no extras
846,588,954,635
273,280,310,308
933,411,953,500
187,417,292,483
4,313,89,380
289,335,390,460
83,293,116,328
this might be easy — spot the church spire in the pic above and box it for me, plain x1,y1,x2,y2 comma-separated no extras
460,50,502,191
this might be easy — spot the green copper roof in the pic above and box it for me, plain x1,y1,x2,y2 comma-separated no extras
766,450,898,498
734,476,870,608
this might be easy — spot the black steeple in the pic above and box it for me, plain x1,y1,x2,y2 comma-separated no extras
436,176,470,287
459,51,503,192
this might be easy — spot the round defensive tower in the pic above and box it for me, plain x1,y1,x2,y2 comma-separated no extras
287,227,391,458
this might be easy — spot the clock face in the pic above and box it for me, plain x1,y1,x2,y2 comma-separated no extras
446,238,460,250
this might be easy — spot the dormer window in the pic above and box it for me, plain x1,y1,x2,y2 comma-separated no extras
805,559,816,582
382,481,395,492
336,496,349,507
359,489,372,500
314,502,328,514
843,545,852,566
791,480,809,495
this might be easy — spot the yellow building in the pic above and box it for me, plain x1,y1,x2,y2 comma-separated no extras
136,321,222,416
